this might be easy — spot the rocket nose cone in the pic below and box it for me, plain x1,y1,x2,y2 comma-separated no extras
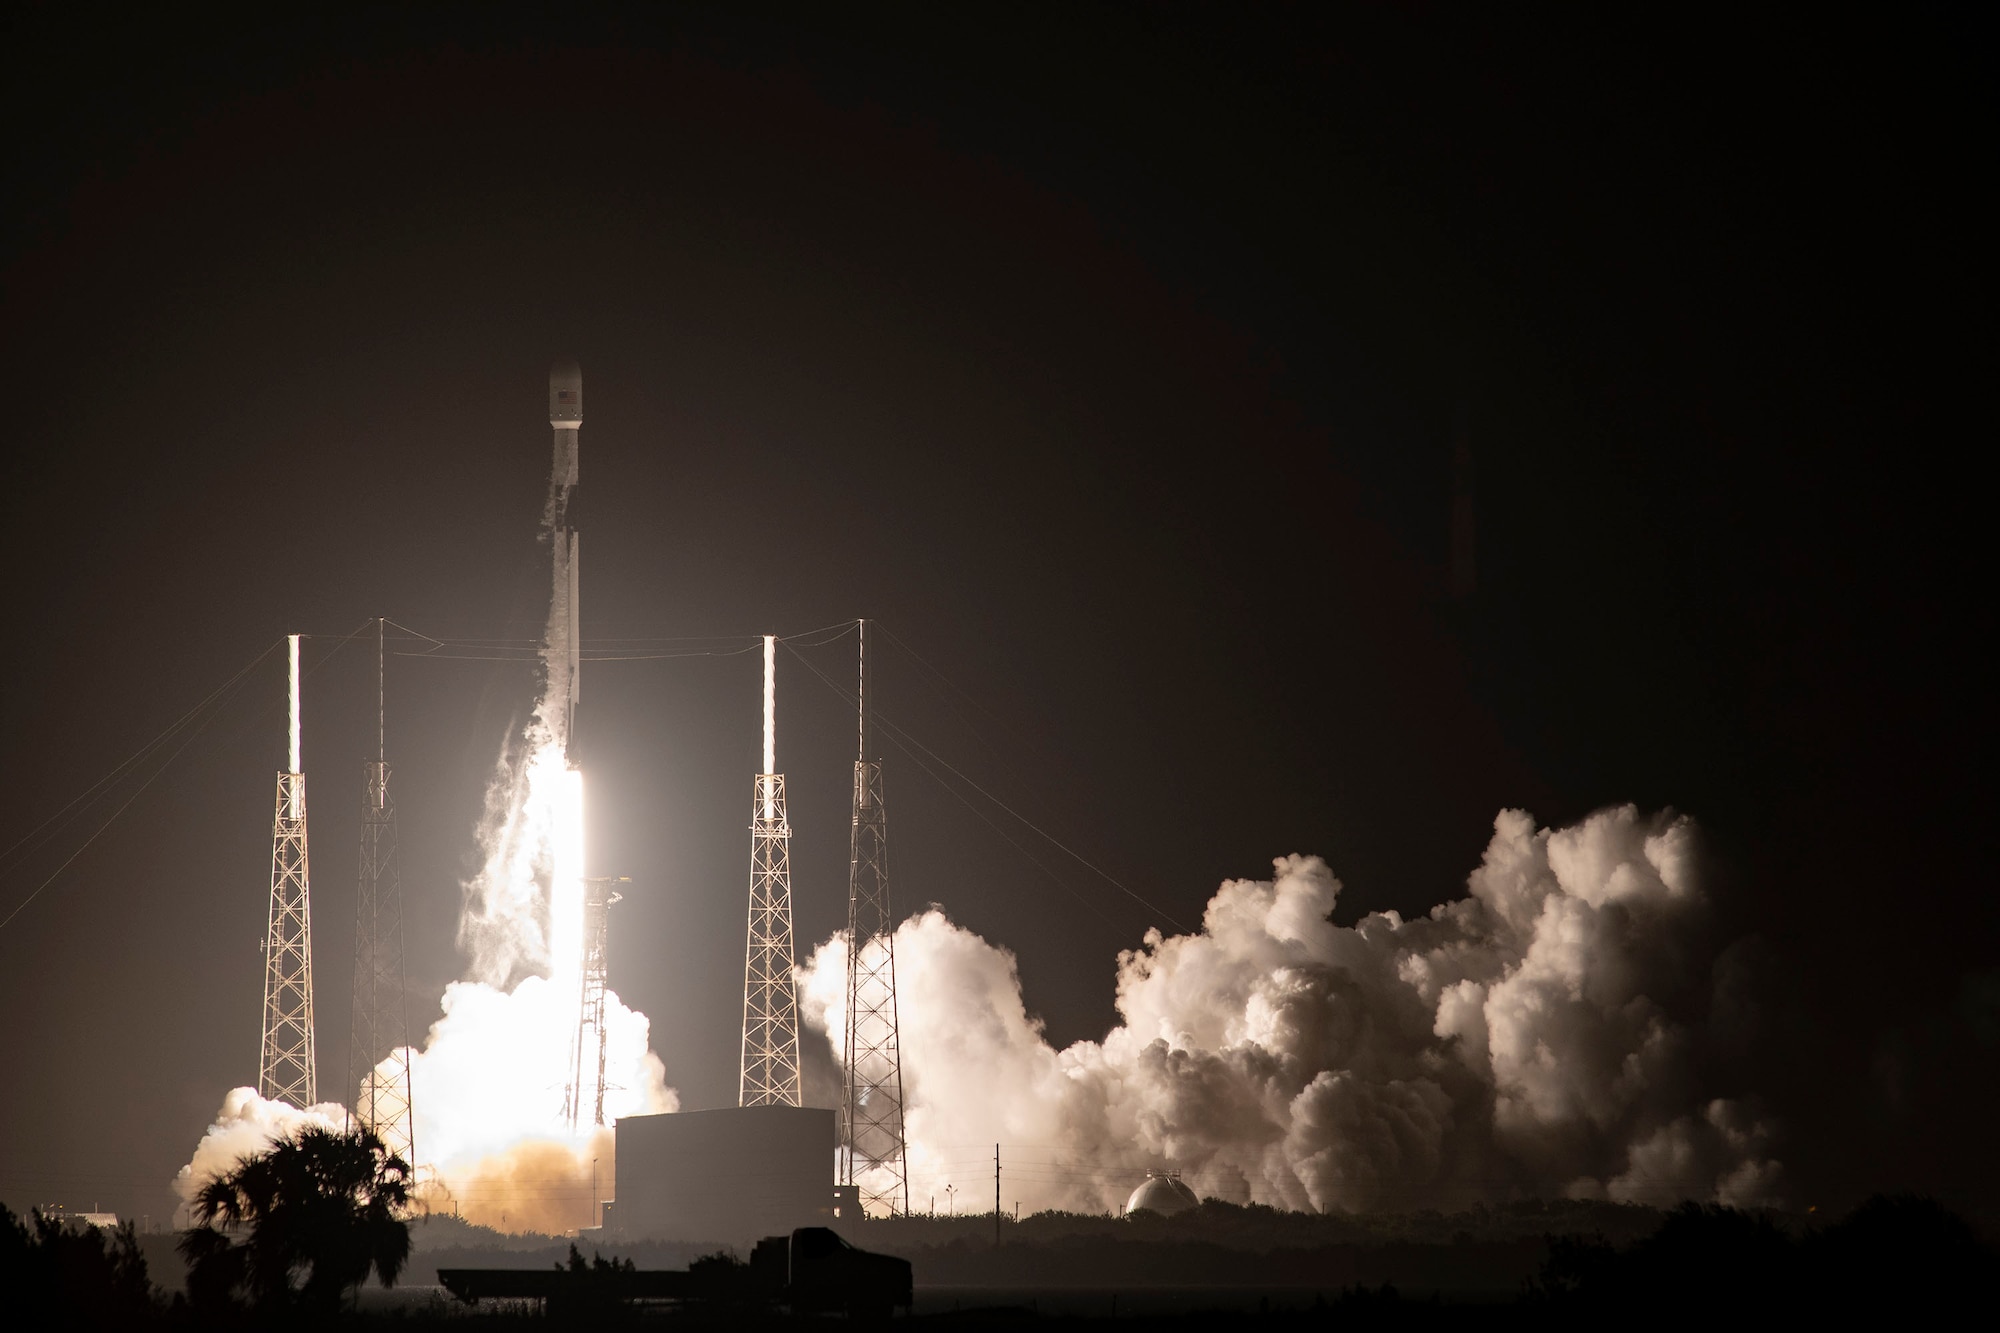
550,356,583,426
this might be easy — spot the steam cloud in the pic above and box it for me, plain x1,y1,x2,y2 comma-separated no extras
800,805,1780,1214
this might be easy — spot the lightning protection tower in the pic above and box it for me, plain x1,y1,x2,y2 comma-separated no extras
739,635,803,1107
260,634,317,1106
349,618,413,1162
842,619,909,1215
566,875,626,1131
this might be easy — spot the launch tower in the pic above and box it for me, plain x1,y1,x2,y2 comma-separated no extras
841,620,909,1214
566,875,626,1131
739,636,803,1107
259,634,317,1106
349,618,414,1161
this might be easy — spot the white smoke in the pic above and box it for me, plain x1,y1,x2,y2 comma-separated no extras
173,1088,349,1220
453,726,570,988
800,805,1780,1215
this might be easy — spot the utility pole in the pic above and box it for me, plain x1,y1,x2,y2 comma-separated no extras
995,1144,1001,1247
350,618,414,1164
740,636,803,1107
259,634,316,1106
841,619,909,1214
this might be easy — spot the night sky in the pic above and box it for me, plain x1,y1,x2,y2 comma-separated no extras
2,6,1991,1229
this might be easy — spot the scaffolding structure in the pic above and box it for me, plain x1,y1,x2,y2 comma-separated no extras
841,619,909,1214
259,634,317,1107
349,618,413,1162
740,636,803,1108
566,875,626,1131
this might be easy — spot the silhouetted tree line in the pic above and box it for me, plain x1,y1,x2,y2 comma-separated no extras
3,1125,410,1324
4,1175,1994,1325
1,1200,159,1324
1531,1195,1995,1320
542,1242,641,1322
865,1193,1672,1251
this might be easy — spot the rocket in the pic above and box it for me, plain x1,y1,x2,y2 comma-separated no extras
549,357,582,758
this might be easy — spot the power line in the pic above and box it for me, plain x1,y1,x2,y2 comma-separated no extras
780,638,1186,934
0,642,280,878
0,639,283,930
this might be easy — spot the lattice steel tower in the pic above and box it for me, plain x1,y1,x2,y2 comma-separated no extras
349,618,413,1162
259,634,317,1106
566,875,625,1131
739,635,803,1107
842,619,909,1214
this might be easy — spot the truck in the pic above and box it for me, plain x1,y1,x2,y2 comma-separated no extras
438,1226,912,1317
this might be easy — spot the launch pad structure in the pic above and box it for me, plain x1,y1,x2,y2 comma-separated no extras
740,635,804,1108
259,635,316,1107
567,875,627,1131
842,619,910,1215
350,617,414,1163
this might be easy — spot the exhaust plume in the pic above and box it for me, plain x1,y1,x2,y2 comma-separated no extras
800,805,1780,1214
179,399,675,1232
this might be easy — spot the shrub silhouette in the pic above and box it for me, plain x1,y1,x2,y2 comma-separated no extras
0,1203,158,1323
1538,1201,1796,1315
178,1124,411,1312
1808,1193,1995,1315
546,1241,639,1321
1537,1195,1993,1319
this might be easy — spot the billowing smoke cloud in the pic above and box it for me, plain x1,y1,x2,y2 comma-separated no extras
173,1089,350,1219
447,1127,618,1236
800,805,1779,1215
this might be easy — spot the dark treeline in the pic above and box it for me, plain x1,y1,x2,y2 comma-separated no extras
859,1195,1675,1252
0,1203,157,1324
7,1193,1993,1326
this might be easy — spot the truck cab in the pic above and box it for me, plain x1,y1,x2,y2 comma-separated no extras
751,1225,913,1317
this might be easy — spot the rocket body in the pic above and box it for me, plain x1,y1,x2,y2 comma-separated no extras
548,358,582,759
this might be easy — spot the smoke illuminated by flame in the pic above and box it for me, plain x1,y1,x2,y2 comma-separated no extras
177,433,676,1231
177,707,675,1232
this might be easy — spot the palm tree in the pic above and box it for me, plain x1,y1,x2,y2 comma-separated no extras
179,1125,411,1311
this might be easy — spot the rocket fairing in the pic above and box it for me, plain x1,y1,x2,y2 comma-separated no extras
550,356,583,427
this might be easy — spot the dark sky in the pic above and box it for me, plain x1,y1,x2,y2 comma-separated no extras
1,5,1991,1228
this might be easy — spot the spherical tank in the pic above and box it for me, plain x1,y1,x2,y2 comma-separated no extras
1124,1173,1199,1217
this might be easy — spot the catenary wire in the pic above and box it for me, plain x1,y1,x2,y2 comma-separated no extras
0,640,282,877
0,638,285,930
780,638,1185,934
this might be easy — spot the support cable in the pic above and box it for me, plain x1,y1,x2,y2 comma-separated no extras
0,641,282,877
0,643,281,930
2,622,372,934
781,639,1187,933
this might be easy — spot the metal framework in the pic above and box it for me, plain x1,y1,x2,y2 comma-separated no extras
842,619,909,1214
349,619,413,1163
740,637,803,1108
260,635,316,1107
566,876,625,1131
